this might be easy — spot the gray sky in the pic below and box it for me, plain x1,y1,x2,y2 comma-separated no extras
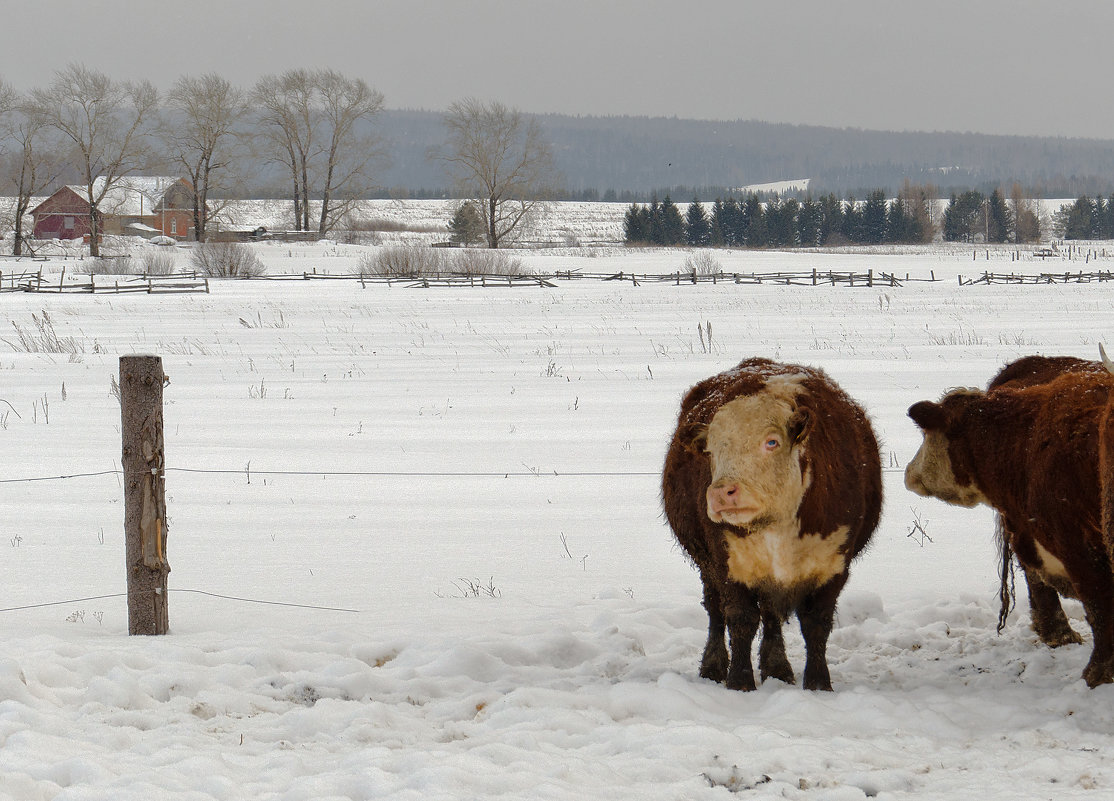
5,0,1112,139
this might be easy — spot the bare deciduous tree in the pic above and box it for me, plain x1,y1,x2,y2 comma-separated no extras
433,98,559,249
0,92,64,255
30,64,159,256
1010,181,1042,243
252,69,385,235
162,73,249,242
314,70,385,234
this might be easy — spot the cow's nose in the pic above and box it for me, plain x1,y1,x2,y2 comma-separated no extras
708,481,741,513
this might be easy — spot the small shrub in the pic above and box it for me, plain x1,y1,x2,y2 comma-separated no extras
450,248,526,276
139,248,178,276
84,257,137,276
682,251,723,277
190,242,266,278
357,245,447,277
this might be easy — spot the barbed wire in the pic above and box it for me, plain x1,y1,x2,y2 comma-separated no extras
0,465,908,483
0,588,361,615
0,469,123,484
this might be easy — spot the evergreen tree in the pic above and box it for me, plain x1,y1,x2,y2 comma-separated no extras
709,199,726,246
942,190,985,242
766,196,799,247
798,198,822,247
742,193,766,247
726,196,748,246
660,195,686,245
842,196,863,243
1064,196,1096,239
649,197,664,244
885,197,908,243
819,194,843,244
986,189,1011,243
1093,196,1108,238
623,202,651,244
861,190,887,244
449,201,485,245
685,196,711,246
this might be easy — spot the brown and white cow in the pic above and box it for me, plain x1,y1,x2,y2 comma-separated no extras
986,355,1107,648
906,362,1114,686
663,358,882,691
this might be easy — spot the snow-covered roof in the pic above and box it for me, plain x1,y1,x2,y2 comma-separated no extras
66,176,187,217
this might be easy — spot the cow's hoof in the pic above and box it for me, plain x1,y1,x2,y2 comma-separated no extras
699,647,729,684
725,669,757,691
802,665,834,691
1037,624,1083,648
1082,659,1114,688
760,664,795,686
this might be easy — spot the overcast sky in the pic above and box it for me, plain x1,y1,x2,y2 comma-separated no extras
5,0,1112,140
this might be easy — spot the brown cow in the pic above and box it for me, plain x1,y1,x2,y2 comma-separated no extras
663,358,882,691
906,365,1114,686
987,355,1105,648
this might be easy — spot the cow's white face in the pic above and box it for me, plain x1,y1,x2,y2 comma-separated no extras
701,386,810,528
905,399,989,508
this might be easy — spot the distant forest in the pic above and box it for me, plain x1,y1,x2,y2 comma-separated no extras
362,110,1114,202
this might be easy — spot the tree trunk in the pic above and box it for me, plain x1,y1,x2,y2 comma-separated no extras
89,207,100,258
12,204,24,256
488,197,498,248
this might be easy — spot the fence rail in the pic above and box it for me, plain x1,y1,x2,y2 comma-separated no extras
8,269,210,294
292,267,935,288
958,270,1114,285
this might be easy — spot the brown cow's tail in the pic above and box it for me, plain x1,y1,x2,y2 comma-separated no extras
995,514,1016,635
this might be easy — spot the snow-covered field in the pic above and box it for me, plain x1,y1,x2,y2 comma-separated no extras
2,232,1114,799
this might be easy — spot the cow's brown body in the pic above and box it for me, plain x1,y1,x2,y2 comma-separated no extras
662,358,882,691
987,356,1105,648
907,366,1114,686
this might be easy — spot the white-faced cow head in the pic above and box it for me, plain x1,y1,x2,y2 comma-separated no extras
684,376,813,528
905,391,989,508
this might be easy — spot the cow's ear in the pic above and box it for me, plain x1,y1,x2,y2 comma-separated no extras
678,421,709,453
787,408,813,446
908,400,946,431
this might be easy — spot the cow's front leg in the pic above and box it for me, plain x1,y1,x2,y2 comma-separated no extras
758,607,794,685
699,579,729,683
723,584,760,691
798,575,847,691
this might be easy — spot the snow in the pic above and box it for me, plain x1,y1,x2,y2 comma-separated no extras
2,230,1114,799
736,179,812,195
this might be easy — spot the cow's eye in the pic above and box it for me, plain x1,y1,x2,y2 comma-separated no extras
763,437,781,452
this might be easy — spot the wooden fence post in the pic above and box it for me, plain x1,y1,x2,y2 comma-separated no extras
120,355,170,635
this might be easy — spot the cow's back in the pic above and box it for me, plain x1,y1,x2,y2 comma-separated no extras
990,355,1099,391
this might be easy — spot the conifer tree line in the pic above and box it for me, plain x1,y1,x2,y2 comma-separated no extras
624,182,1057,248
1054,195,1114,240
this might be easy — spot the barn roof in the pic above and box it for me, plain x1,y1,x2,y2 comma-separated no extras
77,177,190,217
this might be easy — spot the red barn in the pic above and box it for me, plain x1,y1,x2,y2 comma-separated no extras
31,177,197,242
29,185,92,241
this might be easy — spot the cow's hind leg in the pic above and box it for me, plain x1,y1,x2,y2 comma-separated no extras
1023,568,1082,647
1081,593,1114,687
699,580,729,683
723,584,761,691
798,574,848,691
758,607,795,685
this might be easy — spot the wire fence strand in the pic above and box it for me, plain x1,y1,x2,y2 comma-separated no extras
0,465,909,484
0,589,361,615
